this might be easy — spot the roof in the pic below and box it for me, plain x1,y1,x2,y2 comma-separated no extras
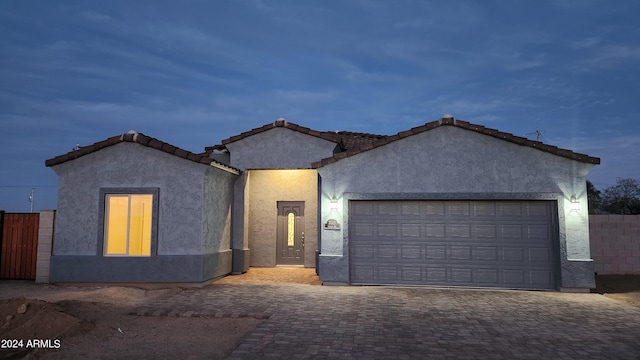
205,118,387,154
311,116,601,168
45,131,241,174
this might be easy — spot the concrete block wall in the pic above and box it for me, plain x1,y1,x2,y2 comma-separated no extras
590,215,640,275
35,210,55,283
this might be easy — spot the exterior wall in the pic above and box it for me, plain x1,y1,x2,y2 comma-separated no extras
35,210,55,283
246,169,318,268
49,143,237,282
225,127,338,169
317,126,596,289
590,215,640,274
202,166,237,279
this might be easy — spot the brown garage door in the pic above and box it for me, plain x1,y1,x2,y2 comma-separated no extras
349,200,557,289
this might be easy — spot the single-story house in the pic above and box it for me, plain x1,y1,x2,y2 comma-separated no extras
45,115,600,291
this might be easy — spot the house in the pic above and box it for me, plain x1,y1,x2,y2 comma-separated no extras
45,115,600,291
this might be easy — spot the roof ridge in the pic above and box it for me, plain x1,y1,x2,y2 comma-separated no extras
219,118,340,146
45,131,240,174
325,130,388,138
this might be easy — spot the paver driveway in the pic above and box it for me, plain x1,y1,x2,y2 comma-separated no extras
136,268,640,359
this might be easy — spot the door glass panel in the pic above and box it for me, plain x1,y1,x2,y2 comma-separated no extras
287,212,295,246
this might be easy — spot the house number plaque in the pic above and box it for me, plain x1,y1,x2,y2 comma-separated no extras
324,218,340,230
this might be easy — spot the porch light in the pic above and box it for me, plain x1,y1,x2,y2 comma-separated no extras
330,196,339,210
569,194,581,212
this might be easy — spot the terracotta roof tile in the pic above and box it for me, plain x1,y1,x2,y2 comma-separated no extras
215,119,388,152
311,116,601,168
45,131,240,174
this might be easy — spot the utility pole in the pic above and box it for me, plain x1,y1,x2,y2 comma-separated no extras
29,188,35,213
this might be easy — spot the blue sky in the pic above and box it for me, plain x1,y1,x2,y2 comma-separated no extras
1,0,639,212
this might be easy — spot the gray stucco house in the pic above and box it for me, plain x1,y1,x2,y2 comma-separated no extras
45,115,600,291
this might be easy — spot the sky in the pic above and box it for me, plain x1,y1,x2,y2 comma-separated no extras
1,0,639,212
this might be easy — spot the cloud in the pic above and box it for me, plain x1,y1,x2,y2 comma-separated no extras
571,36,602,49
573,44,640,71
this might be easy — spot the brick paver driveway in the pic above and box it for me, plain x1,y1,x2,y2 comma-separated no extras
137,268,640,359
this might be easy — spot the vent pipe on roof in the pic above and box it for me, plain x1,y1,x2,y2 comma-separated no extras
125,130,139,141
440,114,455,125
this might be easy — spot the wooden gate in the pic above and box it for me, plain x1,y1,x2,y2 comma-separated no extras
0,212,40,280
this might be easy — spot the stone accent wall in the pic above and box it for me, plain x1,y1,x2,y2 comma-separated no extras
590,215,640,275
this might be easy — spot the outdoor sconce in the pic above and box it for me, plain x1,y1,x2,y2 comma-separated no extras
329,196,339,210
569,194,581,212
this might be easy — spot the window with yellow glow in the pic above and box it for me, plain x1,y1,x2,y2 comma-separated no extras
104,194,153,256
287,212,295,246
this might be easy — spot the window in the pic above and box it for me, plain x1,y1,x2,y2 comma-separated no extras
104,194,153,256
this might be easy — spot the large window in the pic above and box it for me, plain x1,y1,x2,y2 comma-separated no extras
104,194,153,256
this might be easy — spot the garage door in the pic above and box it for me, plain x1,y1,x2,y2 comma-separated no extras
349,200,557,289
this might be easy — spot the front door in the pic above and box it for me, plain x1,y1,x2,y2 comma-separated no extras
276,201,305,265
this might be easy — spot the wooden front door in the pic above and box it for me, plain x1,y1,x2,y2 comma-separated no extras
276,201,305,265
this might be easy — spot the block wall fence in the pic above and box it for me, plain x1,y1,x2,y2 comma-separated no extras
590,215,640,275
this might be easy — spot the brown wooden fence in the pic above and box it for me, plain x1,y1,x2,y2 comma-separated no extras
0,212,40,279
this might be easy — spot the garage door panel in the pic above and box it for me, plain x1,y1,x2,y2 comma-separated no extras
476,247,498,261
400,223,421,237
353,223,373,237
528,224,550,239
448,224,471,238
474,203,497,217
528,248,552,263
378,245,398,259
477,269,499,283
352,244,374,258
401,203,421,216
450,246,472,260
475,224,497,238
423,202,446,216
401,245,421,259
449,203,471,216
425,224,446,237
502,247,524,261
349,200,557,289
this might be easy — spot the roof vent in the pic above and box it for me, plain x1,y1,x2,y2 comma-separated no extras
442,114,454,120
275,117,287,126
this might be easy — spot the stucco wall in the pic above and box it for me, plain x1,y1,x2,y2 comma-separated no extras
316,126,596,289
52,143,206,256
225,127,337,169
203,167,236,254
246,169,318,267
49,142,238,282
590,215,640,274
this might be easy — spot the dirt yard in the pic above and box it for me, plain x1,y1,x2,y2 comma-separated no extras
0,275,639,359
0,285,261,359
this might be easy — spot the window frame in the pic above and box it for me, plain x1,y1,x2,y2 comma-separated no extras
98,188,159,257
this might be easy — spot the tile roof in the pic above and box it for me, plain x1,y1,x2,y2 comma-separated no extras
311,116,601,168
205,119,387,154
45,131,240,174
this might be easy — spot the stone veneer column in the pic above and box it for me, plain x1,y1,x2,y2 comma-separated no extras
35,210,55,283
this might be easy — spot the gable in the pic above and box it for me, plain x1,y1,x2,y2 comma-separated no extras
225,126,339,169
316,125,597,194
45,131,239,175
312,116,600,168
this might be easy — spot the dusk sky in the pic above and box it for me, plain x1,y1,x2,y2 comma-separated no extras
1,1,639,212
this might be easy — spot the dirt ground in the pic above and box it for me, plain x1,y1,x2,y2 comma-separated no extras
0,286,261,359
0,274,639,359
593,274,640,307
